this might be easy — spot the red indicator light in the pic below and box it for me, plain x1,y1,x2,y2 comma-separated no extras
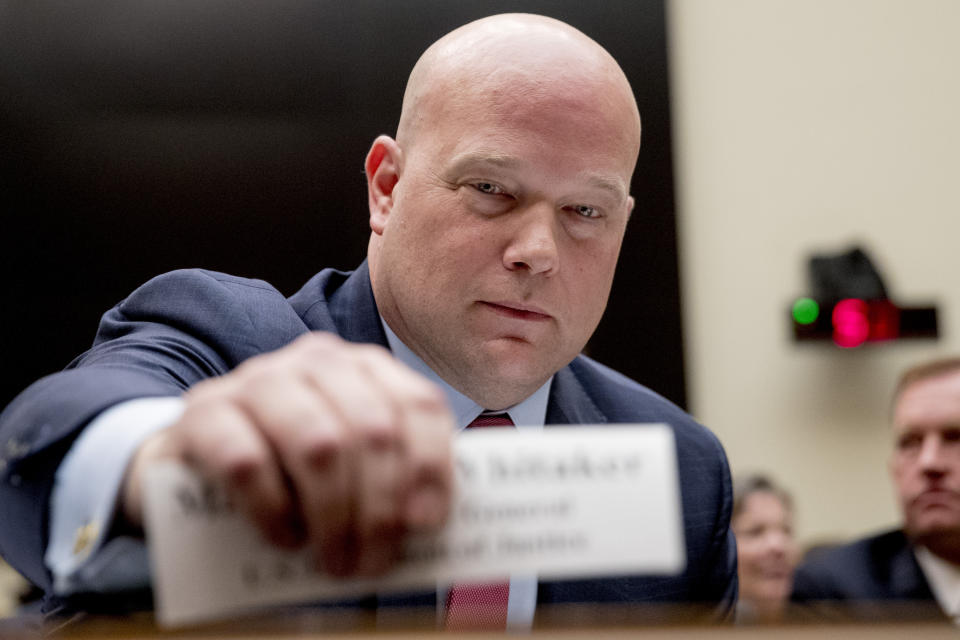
832,298,869,348
867,299,900,341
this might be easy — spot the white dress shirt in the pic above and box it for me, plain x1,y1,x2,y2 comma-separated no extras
915,546,960,625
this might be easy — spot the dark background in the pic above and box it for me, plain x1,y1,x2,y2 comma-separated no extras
0,1,686,410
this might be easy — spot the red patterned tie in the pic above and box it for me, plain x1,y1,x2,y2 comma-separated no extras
444,412,513,631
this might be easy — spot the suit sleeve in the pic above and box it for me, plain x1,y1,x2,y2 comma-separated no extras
0,269,304,592
667,414,738,620
698,431,738,621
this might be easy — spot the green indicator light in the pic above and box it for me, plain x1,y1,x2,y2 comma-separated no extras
792,297,820,325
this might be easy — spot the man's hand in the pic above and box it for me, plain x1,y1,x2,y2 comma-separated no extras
122,332,454,577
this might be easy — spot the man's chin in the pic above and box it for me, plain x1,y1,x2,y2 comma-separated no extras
908,515,960,549
460,361,554,410
480,342,566,377
465,339,576,405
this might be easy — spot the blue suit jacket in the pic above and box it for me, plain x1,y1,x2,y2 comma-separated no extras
0,263,737,620
790,529,945,621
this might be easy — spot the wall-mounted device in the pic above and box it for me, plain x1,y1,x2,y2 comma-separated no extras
790,246,938,348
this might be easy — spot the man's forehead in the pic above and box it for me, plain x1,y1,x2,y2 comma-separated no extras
899,370,960,401
894,371,960,428
399,17,641,165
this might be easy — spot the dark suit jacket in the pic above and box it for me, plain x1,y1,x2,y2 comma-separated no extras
791,528,945,621
0,262,737,620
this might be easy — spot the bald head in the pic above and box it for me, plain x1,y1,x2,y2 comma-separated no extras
397,13,641,157
364,14,643,409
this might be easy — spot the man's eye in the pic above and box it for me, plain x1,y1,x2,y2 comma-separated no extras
474,182,504,195
898,434,922,451
571,205,599,219
943,428,960,443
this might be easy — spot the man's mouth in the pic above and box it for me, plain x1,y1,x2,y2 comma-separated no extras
913,488,960,508
480,301,552,321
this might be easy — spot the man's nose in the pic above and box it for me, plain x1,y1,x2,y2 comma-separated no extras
918,434,948,474
502,205,559,275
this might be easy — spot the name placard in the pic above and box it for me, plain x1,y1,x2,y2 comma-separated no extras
144,424,685,626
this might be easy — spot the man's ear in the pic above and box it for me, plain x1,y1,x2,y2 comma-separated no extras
366,135,402,235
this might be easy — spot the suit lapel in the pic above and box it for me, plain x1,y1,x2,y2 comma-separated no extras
327,261,389,347
545,363,607,426
293,260,390,348
889,533,936,599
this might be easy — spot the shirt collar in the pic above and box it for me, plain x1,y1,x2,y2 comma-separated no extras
915,545,960,619
380,318,552,430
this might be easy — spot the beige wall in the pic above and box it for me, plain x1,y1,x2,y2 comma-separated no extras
668,0,960,546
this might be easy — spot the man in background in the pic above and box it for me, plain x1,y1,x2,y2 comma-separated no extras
792,357,960,622
0,13,736,628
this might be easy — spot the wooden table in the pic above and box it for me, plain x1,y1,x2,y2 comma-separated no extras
4,602,952,639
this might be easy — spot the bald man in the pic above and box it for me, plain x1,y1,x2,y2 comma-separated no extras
0,14,736,626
